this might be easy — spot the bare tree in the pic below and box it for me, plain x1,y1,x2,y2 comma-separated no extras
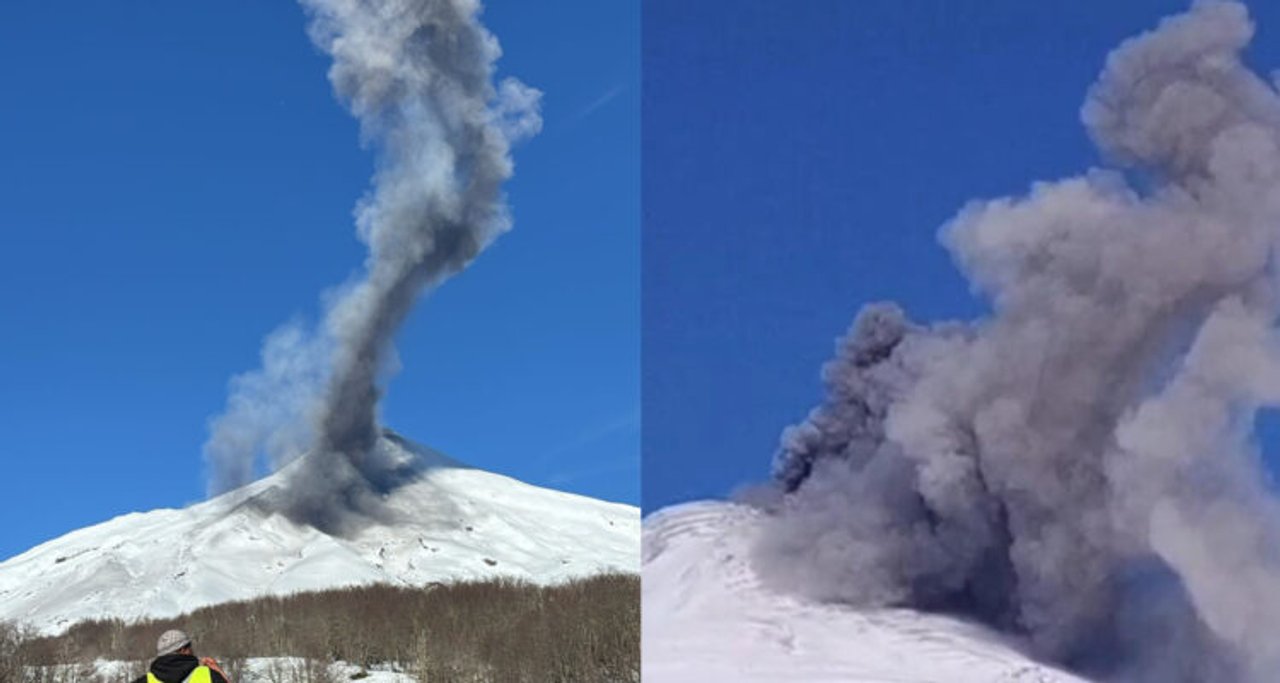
16,574,639,681
0,620,27,683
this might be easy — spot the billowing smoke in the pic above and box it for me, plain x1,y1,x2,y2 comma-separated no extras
749,2,1280,680
203,0,541,530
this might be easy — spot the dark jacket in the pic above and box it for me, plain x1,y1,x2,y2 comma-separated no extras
129,654,228,683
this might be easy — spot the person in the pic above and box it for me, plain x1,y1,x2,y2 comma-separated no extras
130,629,230,683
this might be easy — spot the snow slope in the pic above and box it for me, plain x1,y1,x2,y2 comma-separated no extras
642,501,1094,683
0,432,638,635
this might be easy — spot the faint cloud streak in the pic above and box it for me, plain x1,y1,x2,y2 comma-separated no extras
572,83,626,123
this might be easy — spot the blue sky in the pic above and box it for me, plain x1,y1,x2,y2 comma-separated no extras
642,0,1280,513
0,1,637,560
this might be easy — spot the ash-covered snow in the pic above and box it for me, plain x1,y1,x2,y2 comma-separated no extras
0,432,638,635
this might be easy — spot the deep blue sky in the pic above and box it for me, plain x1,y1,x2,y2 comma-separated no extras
642,0,1280,513
0,1,637,560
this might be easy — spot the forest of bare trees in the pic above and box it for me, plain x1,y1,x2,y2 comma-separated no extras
2,573,638,683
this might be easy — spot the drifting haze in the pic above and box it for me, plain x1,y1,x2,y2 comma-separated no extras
752,2,1280,681
203,0,540,530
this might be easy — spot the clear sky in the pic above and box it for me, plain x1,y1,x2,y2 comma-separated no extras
642,0,1280,513
0,1,638,561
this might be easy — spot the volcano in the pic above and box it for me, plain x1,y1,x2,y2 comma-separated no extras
0,431,638,635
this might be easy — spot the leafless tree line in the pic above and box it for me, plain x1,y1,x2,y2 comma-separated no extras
3,573,638,682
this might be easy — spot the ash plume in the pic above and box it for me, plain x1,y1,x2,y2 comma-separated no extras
750,2,1280,680
203,0,541,530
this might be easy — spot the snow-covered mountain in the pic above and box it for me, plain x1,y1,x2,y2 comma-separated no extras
0,432,638,635
642,501,1093,683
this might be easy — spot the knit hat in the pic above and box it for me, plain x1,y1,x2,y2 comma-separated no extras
156,629,191,657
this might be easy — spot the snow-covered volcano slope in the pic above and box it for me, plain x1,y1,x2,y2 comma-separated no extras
0,432,638,635
643,501,1093,683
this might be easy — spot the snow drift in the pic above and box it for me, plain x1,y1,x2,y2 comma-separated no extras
747,2,1280,681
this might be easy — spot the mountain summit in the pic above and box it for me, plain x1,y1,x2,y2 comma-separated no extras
0,432,638,635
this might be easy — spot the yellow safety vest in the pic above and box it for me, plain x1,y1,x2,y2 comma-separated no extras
147,666,213,683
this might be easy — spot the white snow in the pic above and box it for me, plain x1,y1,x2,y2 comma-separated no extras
63,658,417,683
0,433,638,635
642,500,1095,683
237,658,416,683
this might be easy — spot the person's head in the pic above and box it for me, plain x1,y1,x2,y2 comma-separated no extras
155,629,193,658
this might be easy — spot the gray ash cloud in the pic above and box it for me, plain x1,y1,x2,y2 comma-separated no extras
202,0,540,532
750,3,1280,680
